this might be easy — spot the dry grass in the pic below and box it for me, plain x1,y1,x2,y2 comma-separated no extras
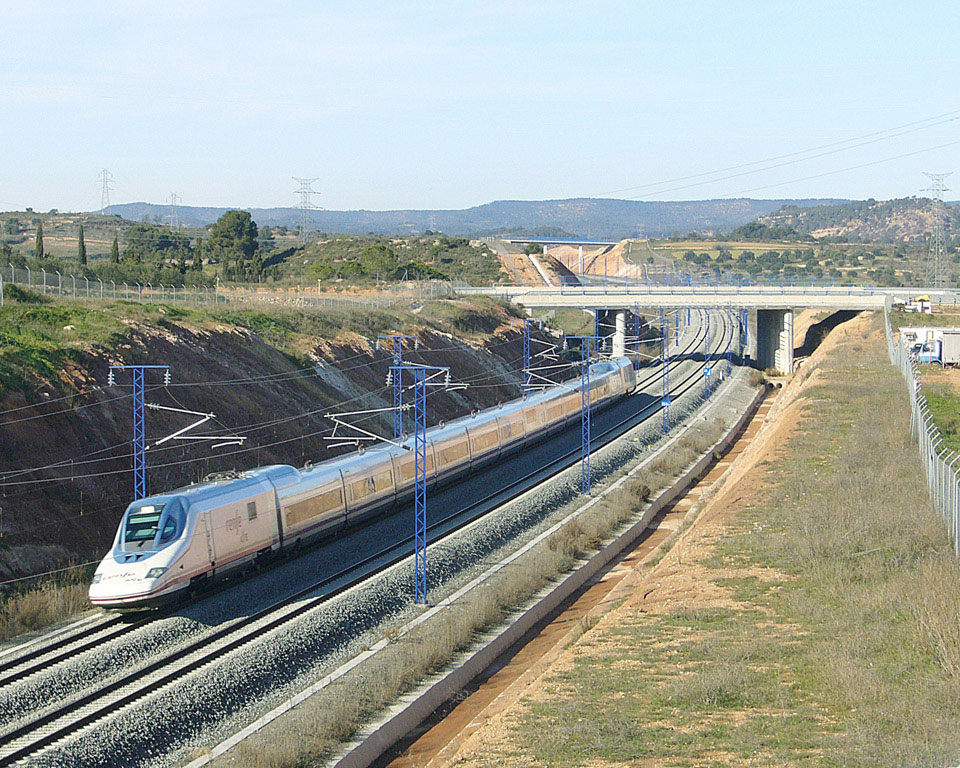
0,575,92,642
501,313,960,768
215,408,736,767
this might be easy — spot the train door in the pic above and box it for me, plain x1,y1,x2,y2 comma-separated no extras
201,513,215,568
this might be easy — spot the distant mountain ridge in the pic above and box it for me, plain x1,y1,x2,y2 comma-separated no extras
103,197,845,240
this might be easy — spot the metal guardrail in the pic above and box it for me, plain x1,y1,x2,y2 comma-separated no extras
886,311,960,555
0,264,467,311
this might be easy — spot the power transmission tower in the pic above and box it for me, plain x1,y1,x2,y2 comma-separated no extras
167,192,181,233
923,172,952,288
292,177,319,246
98,169,114,215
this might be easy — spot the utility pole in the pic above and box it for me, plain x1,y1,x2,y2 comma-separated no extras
292,177,320,247
567,336,600,494
378,334,419,438
167,192,181,234
519,319,538,395
923,172,952,289
389,363,451,605
98,169,114,215
660,308,671,434
107,364,171,499
703,311,712,398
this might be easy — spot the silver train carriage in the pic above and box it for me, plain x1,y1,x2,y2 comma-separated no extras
89,357,635,609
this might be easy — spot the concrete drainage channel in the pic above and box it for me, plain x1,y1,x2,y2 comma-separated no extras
185,367,762,768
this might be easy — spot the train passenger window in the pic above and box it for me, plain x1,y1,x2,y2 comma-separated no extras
286,488,343,526
439,442,469,466
123,504,165,550
247,501,257,521
400,453,434,482
471,430,498,453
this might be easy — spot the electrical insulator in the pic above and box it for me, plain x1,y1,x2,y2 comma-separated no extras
562,339,568,351
375,339,381,351
107,370,115,387
163,370,171,386
385,371,393,386
444,371,451,386
414,339,420,350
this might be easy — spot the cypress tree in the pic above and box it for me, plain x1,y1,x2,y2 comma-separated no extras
110,233,120,264
78,224,87,266
192,238,203,271
35,222,44,260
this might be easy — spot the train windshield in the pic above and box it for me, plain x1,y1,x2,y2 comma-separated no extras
121,500,186,551
122,504,165,550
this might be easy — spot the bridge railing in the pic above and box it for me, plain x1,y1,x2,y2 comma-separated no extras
886,310,960,556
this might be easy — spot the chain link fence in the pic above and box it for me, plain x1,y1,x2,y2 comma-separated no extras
0,264,468,312
886,308,960,555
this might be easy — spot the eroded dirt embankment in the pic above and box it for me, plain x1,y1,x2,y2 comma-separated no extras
0,298,551,579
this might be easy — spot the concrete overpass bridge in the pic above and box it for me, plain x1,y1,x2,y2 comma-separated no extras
458,284,960,375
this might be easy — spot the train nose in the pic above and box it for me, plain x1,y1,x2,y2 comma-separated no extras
88,559,169,607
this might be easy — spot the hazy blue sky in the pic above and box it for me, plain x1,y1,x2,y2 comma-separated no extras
2,1,959,211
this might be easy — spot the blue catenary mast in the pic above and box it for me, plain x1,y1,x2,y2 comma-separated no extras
390,362,450,604
108,364,170,499
522,319,532,395
660,309,670,434
568,336,599,494
378,334,418,439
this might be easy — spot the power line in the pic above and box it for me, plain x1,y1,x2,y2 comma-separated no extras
98,168,114,215
167,192,181,234
595,109,960,198
922,172,952,289
622,122,960,202
292,177,320,246
715,138,960,199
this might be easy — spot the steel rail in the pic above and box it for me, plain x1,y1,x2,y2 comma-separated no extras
0,313,734,766
0,310,705,687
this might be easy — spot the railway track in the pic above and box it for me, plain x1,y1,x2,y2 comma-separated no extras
0,312,710,689
0,312,735,767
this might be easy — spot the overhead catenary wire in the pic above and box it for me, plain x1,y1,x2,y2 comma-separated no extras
3,310,720,540
0,326,534,427
0,327,543,480
0,318,710,490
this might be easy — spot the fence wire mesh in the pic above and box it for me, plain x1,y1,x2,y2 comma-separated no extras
0,264,467,312
886,309,960,555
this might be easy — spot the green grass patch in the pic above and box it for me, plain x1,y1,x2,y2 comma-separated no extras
920,383,960,454
0,292,521,392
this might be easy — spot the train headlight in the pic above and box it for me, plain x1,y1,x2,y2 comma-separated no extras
91,574,102,584
145,567,167,579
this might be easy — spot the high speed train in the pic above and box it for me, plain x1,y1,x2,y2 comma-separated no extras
89,357,636,610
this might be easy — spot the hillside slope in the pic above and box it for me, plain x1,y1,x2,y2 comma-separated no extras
0,295,552,580
759,197,960,241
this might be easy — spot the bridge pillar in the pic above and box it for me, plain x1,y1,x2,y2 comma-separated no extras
756,309,793,374
612,310,627,357
578,245,584,274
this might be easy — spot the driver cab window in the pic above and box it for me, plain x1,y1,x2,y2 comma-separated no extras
123,504,165,551
122,500,186,551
